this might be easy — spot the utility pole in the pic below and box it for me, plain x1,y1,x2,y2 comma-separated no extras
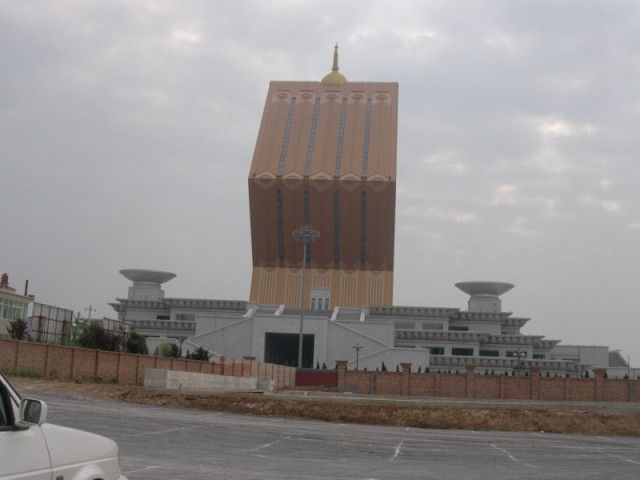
353,343,364,370
84,304,96,320
293,225,320,369
628,355,632,402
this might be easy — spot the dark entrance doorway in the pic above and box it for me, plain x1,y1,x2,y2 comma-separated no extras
264,333,314,367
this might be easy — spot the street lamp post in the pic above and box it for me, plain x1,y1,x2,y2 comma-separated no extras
293,226,320,368
353,343,364,370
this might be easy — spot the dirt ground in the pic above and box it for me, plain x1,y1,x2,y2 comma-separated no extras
11,377,640,437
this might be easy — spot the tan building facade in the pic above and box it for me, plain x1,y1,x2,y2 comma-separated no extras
248,48,398,308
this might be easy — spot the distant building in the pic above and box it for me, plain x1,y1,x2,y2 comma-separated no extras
0,273,31,339
550,345,639,379
29,302,74,344
111,269,206,352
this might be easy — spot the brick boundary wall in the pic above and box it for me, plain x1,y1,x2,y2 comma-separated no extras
296,368,338,388
0,339,295,389
334,361,640,402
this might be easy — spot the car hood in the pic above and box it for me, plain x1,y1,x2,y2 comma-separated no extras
40,423,119,467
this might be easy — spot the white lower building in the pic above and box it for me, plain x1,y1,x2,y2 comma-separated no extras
111,270,633,377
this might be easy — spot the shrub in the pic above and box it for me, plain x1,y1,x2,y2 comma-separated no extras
7,318,29,340
126,332,148,355
155,342,181,358
187,347,211,361
75,322,119,351
381,362,387,372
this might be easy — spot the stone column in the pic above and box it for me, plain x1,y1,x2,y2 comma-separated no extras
594,368,605,401
530,367,541,400
400,362,412,396
336,360,347,392
465,366,476,398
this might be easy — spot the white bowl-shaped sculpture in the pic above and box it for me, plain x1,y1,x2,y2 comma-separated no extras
455,281,514,296
119,269,176,285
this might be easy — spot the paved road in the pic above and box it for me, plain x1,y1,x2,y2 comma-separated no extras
17,384,640,479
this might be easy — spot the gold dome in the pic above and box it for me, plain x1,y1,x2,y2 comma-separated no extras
321,44,347,85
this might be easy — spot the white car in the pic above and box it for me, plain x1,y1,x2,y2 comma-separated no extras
0,373,126,480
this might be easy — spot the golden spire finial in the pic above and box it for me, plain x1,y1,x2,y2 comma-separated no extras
322,44,347,85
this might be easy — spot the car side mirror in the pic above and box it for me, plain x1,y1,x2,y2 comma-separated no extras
16,398,48,427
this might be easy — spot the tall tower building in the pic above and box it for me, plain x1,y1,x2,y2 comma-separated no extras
248,46,397,308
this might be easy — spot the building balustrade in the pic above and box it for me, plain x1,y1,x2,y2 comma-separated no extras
133,320,196,331
429,355,585,372
395,330,483,341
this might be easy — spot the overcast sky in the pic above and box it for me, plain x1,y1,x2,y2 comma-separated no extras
1,1,639,362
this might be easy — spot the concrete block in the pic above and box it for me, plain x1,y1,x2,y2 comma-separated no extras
143,368,263,392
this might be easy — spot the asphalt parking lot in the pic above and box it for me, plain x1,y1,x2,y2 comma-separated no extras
19,383,640,480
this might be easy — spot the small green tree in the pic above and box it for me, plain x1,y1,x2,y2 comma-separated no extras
187,346,211,361
7,318,29,340
154,342,181,358
381,362,387,372
126,332,148,355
